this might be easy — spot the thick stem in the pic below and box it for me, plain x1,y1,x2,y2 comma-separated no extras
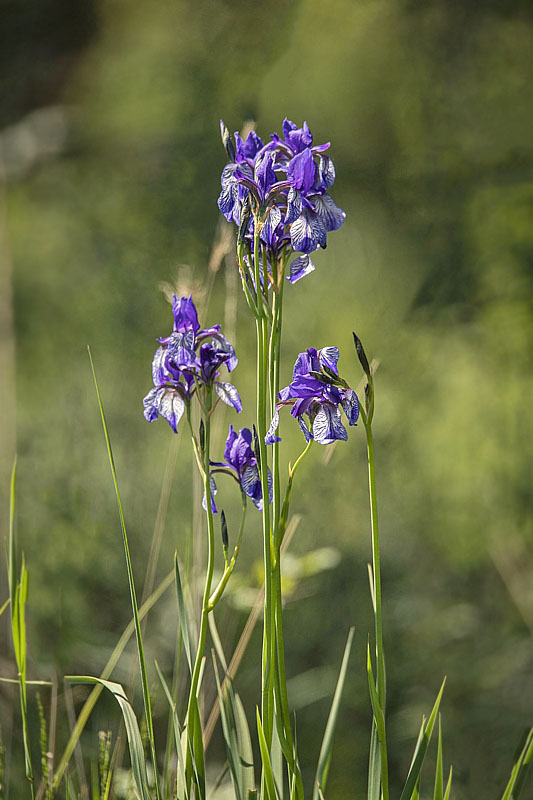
252,223,276,749
364,414,389,800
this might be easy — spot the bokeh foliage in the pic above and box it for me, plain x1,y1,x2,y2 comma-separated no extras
1,0,533,797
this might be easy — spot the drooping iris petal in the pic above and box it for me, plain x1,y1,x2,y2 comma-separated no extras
341,389,360,426
312,404,348,445
312,194,346,233
241,464,263,509
290,208,327,253
284,187,303,225
215,382,243,412
298,415,313,442
317,156,335,190
288,254,315,284
143,386,186,434
152,347,168,384
265,409,281,445
202,475,218,514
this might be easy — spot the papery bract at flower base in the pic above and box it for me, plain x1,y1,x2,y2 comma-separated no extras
266,346,359,446
143,295,242,433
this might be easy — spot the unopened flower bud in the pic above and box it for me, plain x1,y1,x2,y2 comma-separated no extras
221,509,229,548
352,332,371,377
199,419,205,451
220,120,235,162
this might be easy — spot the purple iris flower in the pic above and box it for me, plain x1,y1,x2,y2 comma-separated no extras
210,425,273,511
265,346,359,446
217,118,346,285
143,295,242,433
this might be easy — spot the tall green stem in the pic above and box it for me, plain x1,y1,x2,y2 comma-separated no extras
187,388,216,726
363,412,389,800
252,223,275,749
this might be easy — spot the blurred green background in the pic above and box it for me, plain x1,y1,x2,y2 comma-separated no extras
1,0,533,797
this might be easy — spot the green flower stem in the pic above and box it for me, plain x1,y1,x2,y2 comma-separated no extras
186,387,216,730
208,494,247,610
275,439,313,550
252,221,276,750
269,255,286,534
360,404,389,800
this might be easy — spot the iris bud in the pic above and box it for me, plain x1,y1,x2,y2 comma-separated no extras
199,419,205,451
220,120,235,162
352,332,371,378
221,509,229,548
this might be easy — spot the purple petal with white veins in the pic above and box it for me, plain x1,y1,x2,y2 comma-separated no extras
288,254,315,283
312,194,346,233
241,464,263,509
318,346,339,375
265,409,281,444
215,382,242,412
143,386,185,433
312,405,348,445
284,187,303,225
143,386,164,422
151,347,168,385
217,184,238,220
290,209,327,253
202,475,218,514
341,389,360,425
298,415,313,442
317,156,335,190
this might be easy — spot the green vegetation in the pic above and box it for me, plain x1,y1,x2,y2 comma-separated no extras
1,1,533,797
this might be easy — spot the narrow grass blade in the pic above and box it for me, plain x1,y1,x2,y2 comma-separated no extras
367,723,381,800
256,708,278,800
0,597,9,617
366,643,385,736
313,627,355,800
212,653,244,800
190,695,206,800
66,677,150,800
88,347,160,800
501,727,533,800
8,459,34,797
399,678,446,800
53,569,173,792
433,715,443,800
175,552,192,675
443,766,453,800
154,661,189,800
209,616,255,795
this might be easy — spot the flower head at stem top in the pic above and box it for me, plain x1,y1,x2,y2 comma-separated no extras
265,346,359,445
210,425,273,512
143,294,242,433
218,118,346,289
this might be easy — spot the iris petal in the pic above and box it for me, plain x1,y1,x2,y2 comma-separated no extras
215,382,243,412
312,405,348,445
288,254,315,284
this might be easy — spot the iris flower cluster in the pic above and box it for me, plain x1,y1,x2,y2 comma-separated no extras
218,118,346,284
143,295,241,433
266,346,359,446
